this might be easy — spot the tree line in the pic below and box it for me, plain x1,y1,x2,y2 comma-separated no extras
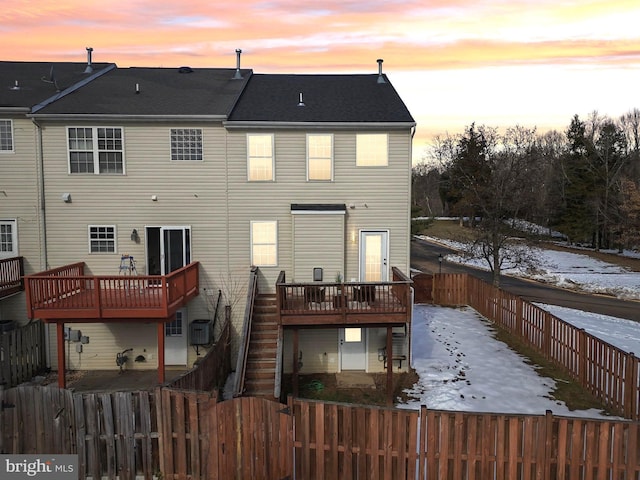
412,110,640,285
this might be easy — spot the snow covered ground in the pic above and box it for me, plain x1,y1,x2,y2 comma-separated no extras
403,237,640,418
418,235,640,300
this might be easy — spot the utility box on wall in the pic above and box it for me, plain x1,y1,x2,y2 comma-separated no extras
190,319,212,346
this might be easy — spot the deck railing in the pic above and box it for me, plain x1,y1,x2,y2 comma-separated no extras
0,256,25,298
276,266,412,326
25,262,199,320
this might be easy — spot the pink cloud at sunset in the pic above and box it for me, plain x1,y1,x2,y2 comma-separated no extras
2,0,639,161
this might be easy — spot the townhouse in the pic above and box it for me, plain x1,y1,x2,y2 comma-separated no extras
2,53,415,392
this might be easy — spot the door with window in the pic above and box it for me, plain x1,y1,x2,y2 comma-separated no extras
340,327,367,370
359,231,389,281
0,220,17,259
146,226,191,365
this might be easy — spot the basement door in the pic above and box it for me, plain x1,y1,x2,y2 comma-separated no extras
146,226,191,366
340,327,367,370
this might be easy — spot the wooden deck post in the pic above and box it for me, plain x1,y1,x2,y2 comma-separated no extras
293,328,299,397
56,322,66,389
157,322,165,384
386,326,393,406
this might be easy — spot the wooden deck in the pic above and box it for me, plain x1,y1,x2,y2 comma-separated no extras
25,261,199,322
276,267,412,327
0,256,24,300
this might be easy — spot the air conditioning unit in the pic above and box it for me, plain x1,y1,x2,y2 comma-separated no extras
190,319,212,346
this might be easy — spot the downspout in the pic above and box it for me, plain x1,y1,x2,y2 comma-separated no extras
31,118,48,270
32,117,51,368
408,125,416,269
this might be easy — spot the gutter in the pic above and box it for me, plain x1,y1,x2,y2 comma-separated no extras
29,114,228,122
223,120,417,130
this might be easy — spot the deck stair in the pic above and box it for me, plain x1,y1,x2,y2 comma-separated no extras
243,294,280,399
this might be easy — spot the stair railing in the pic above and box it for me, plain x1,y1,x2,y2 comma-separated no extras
233,266,259,396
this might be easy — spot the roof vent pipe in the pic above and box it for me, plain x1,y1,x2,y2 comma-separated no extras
84,47,94,74
377,58,386,84
297,92,305,107
233,49,243,80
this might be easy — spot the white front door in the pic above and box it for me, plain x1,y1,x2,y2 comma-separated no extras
165,308,188,366
340,327,367,370
0,220,18,259
359,230,389,281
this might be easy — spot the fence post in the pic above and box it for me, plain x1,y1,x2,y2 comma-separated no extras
624,353,638,420
543,312,552,361
516,297,523,337
543,410,553,480
579,329,587,387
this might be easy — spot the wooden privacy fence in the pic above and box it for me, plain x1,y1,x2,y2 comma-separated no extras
431,273,640,420
0,320,46,388
164,316,231,392
3,387,640,479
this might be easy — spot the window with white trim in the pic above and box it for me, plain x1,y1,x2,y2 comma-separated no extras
250,221,277,266
171,128,203,161
68,127,124,174
0,220,17,258
307,134,333,181
0,120,13,152
88,225,116,253
247,134,274,181
356,133,388,167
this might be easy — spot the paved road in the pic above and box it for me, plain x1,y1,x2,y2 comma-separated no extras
411,237,640,322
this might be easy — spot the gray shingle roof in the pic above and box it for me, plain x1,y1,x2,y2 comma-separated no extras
35,67,253,117
227,74,415,123
0,61,114,110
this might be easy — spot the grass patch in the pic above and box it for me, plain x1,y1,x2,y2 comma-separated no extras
491,326,617,414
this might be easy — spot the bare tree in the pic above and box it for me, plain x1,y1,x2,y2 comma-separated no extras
440,125,544,286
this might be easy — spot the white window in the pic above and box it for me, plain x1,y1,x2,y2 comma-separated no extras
171,128,203,161
356,133,388,167
68,127,124,174
0,220,17,259
247,134,274,181
88,225,116,253
250,221,277,266
307,134,333,181
0,120,13,152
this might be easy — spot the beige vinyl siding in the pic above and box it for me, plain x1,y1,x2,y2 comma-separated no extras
37,120,412,368
293,214,344,282
225,129,411,289
39,121,233,367
0,117,45,325
283,328,339,374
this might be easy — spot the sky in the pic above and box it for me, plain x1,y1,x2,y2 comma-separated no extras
403,240,640,418
3,1,640,163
